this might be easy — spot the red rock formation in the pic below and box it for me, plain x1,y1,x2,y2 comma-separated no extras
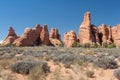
64,30,77,47
98,24,108,44
111,24,120,47
40,24,50,45
2,27,18,45
49,28,62,47
14,24,42,46
50,28,61,39
91,25,100,45
2,12,120,47
78,12,93,44
98,24,113,45
107,26,112,44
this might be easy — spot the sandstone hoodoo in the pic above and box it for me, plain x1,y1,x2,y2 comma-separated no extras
2,24,63,47
49,28,62,47
78,12,98,44
78,12,91,44
64,30,77,47
77,12,120,47
13,24,42,46
2,12,120,47
1,27,18,45
111,24,120,47
40,24,50,45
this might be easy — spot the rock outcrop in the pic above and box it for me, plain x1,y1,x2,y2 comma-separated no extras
98,24,108,44
107,26,113,44
2,12,120,47
64,30,77,47
49,28,62,47
78,12,97,44
14,24,42,46
98,24,113,45
111,24,120,47
2,27,18,45
40,24,50,45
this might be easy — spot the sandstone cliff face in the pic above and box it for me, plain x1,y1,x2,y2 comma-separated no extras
14,24,42,46
64,30,77,47
49,28,62,47
2,27,18,45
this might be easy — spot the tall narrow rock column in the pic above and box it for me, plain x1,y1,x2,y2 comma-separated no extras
40,24,50,45
78,12,92,44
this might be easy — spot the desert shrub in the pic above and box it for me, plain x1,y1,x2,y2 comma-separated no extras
3,43,16,47
102,42,108,48
23,51,44,57
113,69,120,80
29,65,46,80
93,56,118,69
107,43,116,48
0,52,16,59
86,70,94,78
82,43,91,48
74,54,95,64
11,61,50,74
102,43,116,48
91,43,98,48
52,53,75,67
73,42,81,47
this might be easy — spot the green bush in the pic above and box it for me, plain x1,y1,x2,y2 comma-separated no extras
4,43,16,47
82,43,91,48
107,43,116,48
102,43,116,48
102,42,108,48
91,43,99,48
73,42,81,47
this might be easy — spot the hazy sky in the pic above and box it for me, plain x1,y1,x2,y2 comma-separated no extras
0,0,120,41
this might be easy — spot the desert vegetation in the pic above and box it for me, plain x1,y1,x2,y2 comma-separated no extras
0,46,120,80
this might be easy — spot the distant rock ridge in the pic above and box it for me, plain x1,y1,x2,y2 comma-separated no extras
1,12,120,47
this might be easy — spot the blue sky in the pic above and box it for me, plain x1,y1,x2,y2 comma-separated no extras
0,0,120,41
